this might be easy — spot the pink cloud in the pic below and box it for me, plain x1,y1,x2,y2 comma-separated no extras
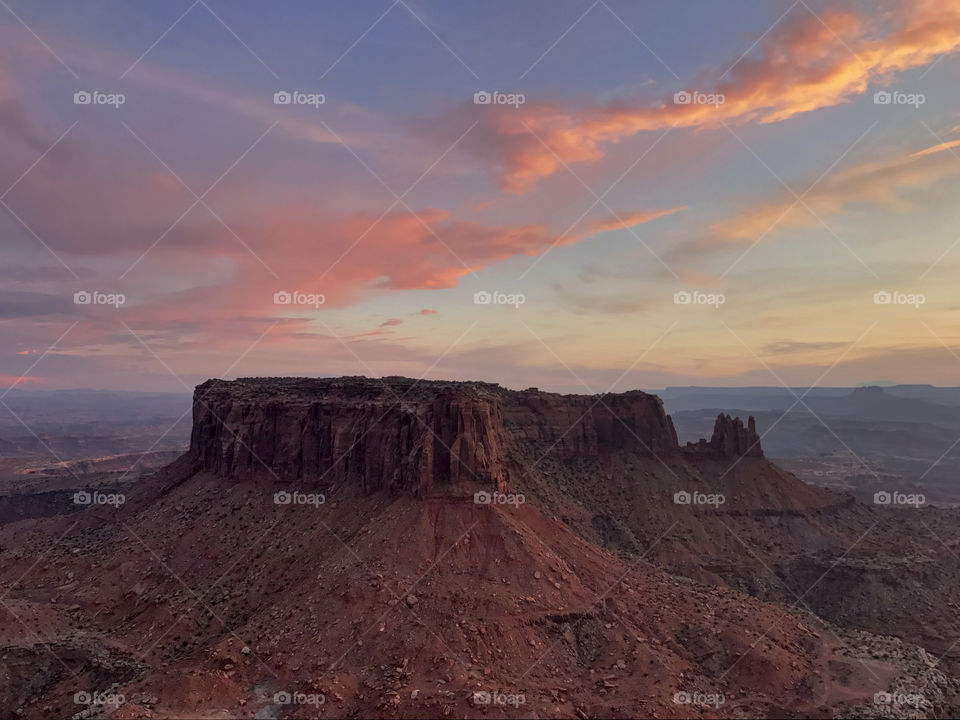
586,207,686,234
457,0,960,193
706,138,960,246
0,374,42,388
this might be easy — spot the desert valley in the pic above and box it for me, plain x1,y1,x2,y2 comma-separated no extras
1,377,959,717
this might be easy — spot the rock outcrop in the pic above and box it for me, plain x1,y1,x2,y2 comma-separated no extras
190,377,510,497
188,377,683,495
683,413,763,458
504,388,679,457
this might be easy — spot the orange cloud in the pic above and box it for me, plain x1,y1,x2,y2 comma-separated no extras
587,207,686,234
910,138,960,158
476,0,960,192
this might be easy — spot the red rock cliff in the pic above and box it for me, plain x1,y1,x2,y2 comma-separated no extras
189,377,682,495
683,413,763,458
503,388,679,456
190,377,512,497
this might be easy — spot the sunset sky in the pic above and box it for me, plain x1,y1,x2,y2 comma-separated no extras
2,0,960,392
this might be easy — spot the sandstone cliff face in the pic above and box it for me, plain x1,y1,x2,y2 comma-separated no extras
190,378,509,497
684,413,763,458
504,389,679,457
188,378,685,495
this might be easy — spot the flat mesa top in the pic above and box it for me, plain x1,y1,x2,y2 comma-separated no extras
193,377,658,403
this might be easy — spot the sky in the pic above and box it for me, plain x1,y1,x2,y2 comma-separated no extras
2,0,960,393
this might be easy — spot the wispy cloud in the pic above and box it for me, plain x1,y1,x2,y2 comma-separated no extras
455,0,960,192
706,138,960,246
